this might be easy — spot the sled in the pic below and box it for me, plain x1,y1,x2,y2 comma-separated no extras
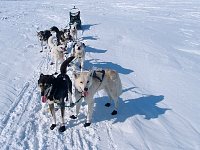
69,6,82,30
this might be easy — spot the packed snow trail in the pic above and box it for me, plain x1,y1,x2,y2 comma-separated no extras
1,0,200,150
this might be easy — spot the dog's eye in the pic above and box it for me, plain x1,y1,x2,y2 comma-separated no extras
80,81,83,84
87,81,89,83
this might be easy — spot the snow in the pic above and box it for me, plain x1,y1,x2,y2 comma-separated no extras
0,0,200,149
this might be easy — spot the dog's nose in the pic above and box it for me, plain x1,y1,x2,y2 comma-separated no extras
84,87,88,91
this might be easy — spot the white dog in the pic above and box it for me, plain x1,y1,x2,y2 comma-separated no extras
48,36,66,74
71,41,86,72
70,22,78,41
70,69,122,127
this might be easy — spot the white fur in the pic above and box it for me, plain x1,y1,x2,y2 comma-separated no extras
73,69,122,124
48,36,65,73
70,22,78,41
71,42,85,72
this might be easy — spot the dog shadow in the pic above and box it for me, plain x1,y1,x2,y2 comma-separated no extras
92,94,169,124
82,36,99,41
81,23,100,31
86,46,107,53
85,59,133,75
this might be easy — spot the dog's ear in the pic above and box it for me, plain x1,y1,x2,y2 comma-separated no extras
40,73,44,77
74,73,78,79
73,71,80,79
73,42,77,48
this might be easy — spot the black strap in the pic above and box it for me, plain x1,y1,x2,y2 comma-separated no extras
93,70,105,82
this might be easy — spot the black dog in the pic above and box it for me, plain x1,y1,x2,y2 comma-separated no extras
38,56,75,132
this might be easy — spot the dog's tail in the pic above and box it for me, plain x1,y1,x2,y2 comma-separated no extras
60,56,75,74
48,36,57,48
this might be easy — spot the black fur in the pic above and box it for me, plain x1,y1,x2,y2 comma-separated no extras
111,110,117,115
60,29,73,43
70,115,77,119
38,56,75,132
59,126,66,132
84,122,91,127
60,56,75,74
38,56,75,100
50,124,56,130
38,74,55,96
38,73,72,101
37,30,52,41
105,103,111,107
50,26,60,33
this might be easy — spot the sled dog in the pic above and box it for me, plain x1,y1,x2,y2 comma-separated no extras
50,26,63,45
61,28,73,46
38,56,75,132
71,41,86,72
48,35,67,74
70,69,122,127
70,22,78,41
37,30,52,52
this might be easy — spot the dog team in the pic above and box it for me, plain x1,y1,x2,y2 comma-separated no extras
37,22,122,132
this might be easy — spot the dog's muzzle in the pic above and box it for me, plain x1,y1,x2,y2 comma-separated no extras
83,91,89,97
83,88,89,97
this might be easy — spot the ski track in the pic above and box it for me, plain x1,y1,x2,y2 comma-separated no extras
1,0,200,149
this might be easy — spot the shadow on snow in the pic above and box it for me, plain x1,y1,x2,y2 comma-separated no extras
81,23,100,31
82,36,99,41
84,59,133,75
86,46,107,53
92,94,169,124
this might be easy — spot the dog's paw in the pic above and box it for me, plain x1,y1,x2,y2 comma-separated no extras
50,124,56,130
105,103,111,107
84,122,91,127
70,115,77,119
59,126,66,132
111,110,117,115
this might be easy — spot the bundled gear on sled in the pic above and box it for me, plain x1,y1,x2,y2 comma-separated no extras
69,6,82,30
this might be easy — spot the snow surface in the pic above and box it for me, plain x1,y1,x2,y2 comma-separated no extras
0,0,200,149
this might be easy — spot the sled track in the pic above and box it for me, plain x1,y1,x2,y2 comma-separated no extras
0,48,50,149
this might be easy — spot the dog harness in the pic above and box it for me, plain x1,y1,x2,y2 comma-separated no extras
92,69,105,82
44,84,53,98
